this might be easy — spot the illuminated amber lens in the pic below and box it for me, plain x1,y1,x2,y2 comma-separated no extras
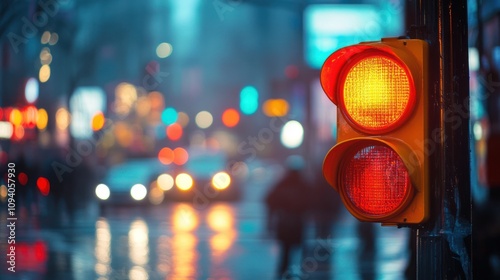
342,55,412,131
342,145,410,217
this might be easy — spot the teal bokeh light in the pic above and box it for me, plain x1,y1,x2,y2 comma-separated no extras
161,107,178,125
240,86,259,115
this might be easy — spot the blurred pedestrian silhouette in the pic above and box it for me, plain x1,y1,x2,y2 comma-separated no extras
312,171,341,239
265,156,310,278
357,221,376,280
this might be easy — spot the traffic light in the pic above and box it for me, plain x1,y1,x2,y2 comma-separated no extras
320,38,429,226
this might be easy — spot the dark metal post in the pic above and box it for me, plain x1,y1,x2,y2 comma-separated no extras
408,0,472,279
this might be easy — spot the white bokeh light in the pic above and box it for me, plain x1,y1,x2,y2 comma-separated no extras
280,120,304,149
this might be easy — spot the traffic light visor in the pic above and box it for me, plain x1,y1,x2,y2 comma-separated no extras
321,46,416,134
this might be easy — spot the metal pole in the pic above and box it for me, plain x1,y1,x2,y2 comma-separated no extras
409,0,472,279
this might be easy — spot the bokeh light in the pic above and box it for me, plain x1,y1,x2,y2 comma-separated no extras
157,174,174,191
55,108,71,130
135,96,151,117
172,204,198,231
23,106,37,128
148,186,164,205
39,65,51,83
161,107,178,125
240,86,259,115
195,111,213,129
212,172,231,190
158,147,174,165
222,108,240,128
114,83,137,116
19,172,28,186
49,33,58,45
92,112,105,131
25,78,39,103
280,120,304,149
166,123,183,141
37,177,50,196
12,126,25,141
41,31,51,44
36,108,48,130
263,99,289,117
130,184,147,200
175,173,193,191
95,184,110,200
40,48,52,65
177,112,189,127
173,147,189,165
207,205,234,232
0,122,13,139
156,42,173,58
114,122,133,147
9,109,23,126
148,91,164,110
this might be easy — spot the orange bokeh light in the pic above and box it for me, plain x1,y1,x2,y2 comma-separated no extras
173,147,189,165
10,108,23,126
12,126,25,141
158,147,174,165
167,123,183,141
92,112,105,131
222,108,240,128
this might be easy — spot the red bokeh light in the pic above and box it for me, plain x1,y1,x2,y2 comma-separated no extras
36,177,50,196
173,147,189,165
166,123,183,141
158,147,174,165
19,172,28,186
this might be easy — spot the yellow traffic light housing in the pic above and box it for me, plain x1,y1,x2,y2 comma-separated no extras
321,38,429,226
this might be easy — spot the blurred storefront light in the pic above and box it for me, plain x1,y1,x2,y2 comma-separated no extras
70,87,106,138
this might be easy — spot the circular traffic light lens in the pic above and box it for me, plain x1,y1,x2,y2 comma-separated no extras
340,52,415,133
341,144,411,218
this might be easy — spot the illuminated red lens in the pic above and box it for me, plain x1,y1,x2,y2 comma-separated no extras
341,144,411,217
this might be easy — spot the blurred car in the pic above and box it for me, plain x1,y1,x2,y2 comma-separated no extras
94,158,166,206
154,148,242,202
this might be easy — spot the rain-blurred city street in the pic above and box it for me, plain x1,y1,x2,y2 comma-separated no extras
1,0,499,279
